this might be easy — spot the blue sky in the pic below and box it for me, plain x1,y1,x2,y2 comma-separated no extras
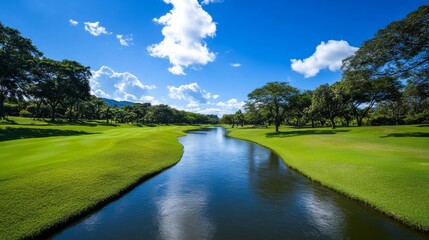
0,0,427,115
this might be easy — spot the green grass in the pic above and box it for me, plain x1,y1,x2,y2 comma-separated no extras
227,125,429,232
0,117,199,240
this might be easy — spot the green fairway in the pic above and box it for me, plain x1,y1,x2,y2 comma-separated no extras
0,117,198,240
227,125,429,232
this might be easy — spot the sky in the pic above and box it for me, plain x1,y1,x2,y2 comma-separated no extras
0,0,427,116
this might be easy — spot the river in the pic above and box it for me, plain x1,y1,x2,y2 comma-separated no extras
52,127,425,239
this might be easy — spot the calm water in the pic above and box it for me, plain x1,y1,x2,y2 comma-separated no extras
52,127,426,240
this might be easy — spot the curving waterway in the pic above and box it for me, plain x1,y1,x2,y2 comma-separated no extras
52,127,426,239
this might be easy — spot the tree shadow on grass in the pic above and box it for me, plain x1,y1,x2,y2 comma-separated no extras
47,120,119,127
266,129,350,138
380,132,429,138
0,127,97,142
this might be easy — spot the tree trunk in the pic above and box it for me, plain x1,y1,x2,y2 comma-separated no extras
356,116,363,126
275,123,279,132
35,100,42,120
330,117,336,129
0,94,5,119
50,104,56,122
311,119,315,128
329,118,336,129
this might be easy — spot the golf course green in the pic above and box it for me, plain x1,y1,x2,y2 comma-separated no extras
227,125,429,232
0,117,198,240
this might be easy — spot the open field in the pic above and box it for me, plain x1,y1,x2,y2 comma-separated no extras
227,125,429,232
0,117,198,240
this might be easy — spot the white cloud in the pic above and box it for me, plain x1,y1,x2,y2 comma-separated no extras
147,0,217,75
84,21,109,36
231,63,241,68
175,98,244,117
216,98,244,111
69,19,78,26
290,40,358,78
90,66,156,102
168,83,218,106
116,34,133,46
201,0,221,4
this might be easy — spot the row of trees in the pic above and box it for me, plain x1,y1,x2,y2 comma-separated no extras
222,5,428,131
5,95,219,125
1,22,92,121
0,22,219,125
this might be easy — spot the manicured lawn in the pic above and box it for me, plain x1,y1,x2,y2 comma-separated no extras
227,125,429,232
0,117,198,240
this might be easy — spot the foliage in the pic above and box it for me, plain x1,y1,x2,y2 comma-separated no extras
0,21,42,118
342,5,429,79
311,83,346,129
247,82,299,132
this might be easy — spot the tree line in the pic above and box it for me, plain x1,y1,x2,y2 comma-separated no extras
0,22,218,125
221,5,428,131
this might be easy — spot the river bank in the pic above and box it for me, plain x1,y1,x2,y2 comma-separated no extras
227,125,429,233
0,118,199,240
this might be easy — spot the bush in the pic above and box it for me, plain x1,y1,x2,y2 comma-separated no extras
19,109,33,118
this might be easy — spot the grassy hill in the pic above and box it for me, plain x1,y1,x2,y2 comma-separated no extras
0,117,198,240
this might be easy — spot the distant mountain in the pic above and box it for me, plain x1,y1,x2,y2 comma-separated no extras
101,98,134,108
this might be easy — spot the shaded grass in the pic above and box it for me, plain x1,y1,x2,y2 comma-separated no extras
0,117,200,240
266,129,350,138
227,125,429,232
0,127,96,142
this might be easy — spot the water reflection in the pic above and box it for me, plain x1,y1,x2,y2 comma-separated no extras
300,189,345,239
156,176,214,240
52,127,426,240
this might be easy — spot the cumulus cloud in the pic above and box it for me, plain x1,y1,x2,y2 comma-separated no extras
148,0,217,75
69,19,78,26
90,66,156,102
84,21,110,36
177,98,244,117
291,40,358,78
216,98,244,111
231,63,241,68
167,83,218,106
116,34,133,46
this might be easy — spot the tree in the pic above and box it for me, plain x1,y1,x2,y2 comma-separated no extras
0,22,42,118
36,58,91,121
293,90,312,126
235,110,245,127
244,101,267,126
404,71,429,123
220,114,235,127
341,70,403,126
311,83,346,129
61,60,91,121
247,82,299,132
147,104,173,124
342,5,429,79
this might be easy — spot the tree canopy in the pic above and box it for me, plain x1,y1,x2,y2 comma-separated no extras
342,5,429,80
247,82,299,132
0,22,42,118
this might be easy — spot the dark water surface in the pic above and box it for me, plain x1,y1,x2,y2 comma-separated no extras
52,127,426,240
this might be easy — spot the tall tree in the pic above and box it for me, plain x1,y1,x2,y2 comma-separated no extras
311,83,346,129
0,22,42,118
293,90,312,126
247,82,299,132
36,58,91,121
342,70,403,126
342,5,429,79
61,60,91,121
